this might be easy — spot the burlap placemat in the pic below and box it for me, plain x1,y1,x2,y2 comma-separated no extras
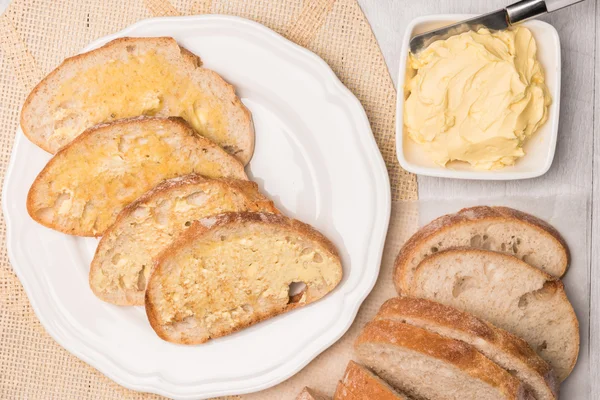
0,0,418,398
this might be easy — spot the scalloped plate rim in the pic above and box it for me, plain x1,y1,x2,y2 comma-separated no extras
2,15,391,399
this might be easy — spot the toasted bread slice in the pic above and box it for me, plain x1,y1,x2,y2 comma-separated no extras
409,248,579,382
376,297,558,400
337,361,409,400
394,206,569,294
90,175,278,306
297,387,330,400
355,319,533,400
27,117,247,237
21,37,254,164
145,212,342,344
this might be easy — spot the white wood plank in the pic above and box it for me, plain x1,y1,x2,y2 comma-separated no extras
1,0,595,395
363,0,595,199
360,0,595,197
358,0,596,397
590,0,599,398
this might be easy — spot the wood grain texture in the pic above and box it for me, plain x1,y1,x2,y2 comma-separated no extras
0,0,596,396
591,1,599,398
358,0,597,398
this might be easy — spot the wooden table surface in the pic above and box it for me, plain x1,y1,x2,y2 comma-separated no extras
357,0,598,398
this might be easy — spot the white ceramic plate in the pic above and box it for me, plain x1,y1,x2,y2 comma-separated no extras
2,15,391,399
396,15,561,180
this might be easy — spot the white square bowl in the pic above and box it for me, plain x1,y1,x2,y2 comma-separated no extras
396,15,561,180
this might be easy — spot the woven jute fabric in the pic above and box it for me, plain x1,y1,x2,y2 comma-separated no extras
0,0,418,398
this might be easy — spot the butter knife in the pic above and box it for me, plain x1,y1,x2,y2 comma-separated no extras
410,0,586,54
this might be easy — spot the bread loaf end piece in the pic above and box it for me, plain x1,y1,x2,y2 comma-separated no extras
394,206,569,294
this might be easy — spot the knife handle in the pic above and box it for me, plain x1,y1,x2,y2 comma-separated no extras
545,0,585,12
507,0,548,24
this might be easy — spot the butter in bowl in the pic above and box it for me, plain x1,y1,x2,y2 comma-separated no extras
395,15,561,180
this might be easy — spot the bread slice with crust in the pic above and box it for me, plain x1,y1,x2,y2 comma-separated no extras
335,361,409,400
297,387,330,400
409,248,579,382
333,382,358,400
27,117,247,237
145,212,342,344
394,206,569,294
21,37,254,164
355,319,534,400
376,297,558,400
89,174,278,306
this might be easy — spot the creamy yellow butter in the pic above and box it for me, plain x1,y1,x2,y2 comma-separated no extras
404,27,551,170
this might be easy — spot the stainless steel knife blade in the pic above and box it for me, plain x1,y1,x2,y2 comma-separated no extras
408,0,556,54
409,9,510,54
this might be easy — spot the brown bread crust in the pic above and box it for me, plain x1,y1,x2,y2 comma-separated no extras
340,361,408,399
409,248,579,382
89,174,278,305
296,387,330,400
145,212,342,344
21,36,254,164
393,206,570,294
27,116,247,236
355,319,530,400
376,297,558,399
333,382,358,400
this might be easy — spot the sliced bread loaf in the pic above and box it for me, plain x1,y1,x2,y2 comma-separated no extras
355,319,533,400
335,361,409,400
394,206,569,294
297,387,330,400
376,297,558,400
145,212,342,344
27,117,247,237
21,37,254,164
409,248,579,382
90,174,277,306
333,382,358,400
